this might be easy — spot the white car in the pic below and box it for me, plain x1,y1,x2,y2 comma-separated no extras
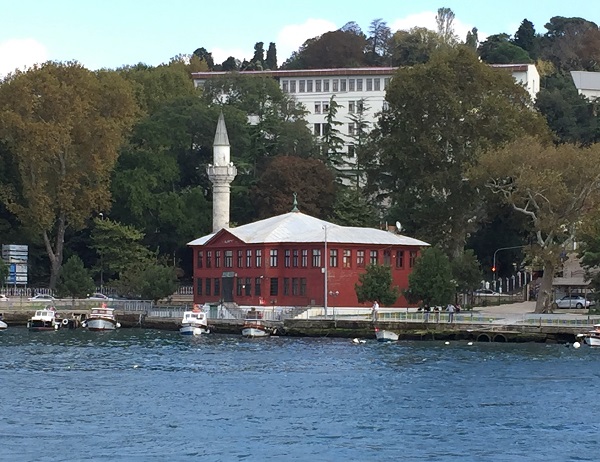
474,289,501,297
0,294,8,302
28,294,56,302
87,293,112,301
553,295,591,309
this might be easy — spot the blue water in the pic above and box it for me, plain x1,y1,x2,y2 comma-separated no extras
0,327,598,461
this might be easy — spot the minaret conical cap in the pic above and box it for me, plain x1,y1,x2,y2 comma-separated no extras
213,111,230,146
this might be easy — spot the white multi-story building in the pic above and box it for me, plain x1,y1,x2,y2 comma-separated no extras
192,64,539,163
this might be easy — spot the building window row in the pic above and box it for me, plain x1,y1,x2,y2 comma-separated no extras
197,248,418,270
282,77,389,94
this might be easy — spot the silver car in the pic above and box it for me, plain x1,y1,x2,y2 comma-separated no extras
553,295,591,309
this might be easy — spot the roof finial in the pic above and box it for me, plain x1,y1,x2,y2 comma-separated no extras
291,192,299,212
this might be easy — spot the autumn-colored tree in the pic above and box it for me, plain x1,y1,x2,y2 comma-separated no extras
0,62,139,288
252,156,335,219
473,137,600,313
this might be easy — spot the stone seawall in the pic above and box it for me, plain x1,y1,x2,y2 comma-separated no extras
1,309,584,344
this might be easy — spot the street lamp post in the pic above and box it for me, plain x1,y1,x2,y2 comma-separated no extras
323,225,328,318
493,245,526,282
328,290,339,318
98,212,104,292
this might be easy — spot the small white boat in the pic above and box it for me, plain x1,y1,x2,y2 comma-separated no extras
375,328,399,343
180,308,210,336
582,324,600,347
0,317,7,330
27,306,62,331
82,306,121,331
242,310,272,338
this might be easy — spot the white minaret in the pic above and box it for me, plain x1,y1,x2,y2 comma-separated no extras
207,112,237,232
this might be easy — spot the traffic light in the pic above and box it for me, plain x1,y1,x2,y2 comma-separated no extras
492,266,496,273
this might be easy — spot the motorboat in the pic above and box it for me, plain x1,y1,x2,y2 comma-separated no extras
242,309,272,338
580,324,600,347
375,327,399,343
180,307,210,336
82,305,121,331
27,306,62,331
0,315,6,330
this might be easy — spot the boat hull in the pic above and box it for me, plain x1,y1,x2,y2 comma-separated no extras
376,329,399,342
86,318,119,331
242,326,270,338
180,324,210,336
27,321,59,332
0,320,7,330
585,335,600,347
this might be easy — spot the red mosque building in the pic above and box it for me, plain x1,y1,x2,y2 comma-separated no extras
188,208,428,309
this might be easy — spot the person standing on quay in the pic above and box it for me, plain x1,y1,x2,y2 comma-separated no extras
447,303,456,323
372,300,379,322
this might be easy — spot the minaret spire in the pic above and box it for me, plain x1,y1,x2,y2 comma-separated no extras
207,112,237,232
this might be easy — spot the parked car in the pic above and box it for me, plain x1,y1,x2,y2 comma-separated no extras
0,294,8,302
474,289,501,297
28,294,56,302
87,293,112,301
553,295,591,309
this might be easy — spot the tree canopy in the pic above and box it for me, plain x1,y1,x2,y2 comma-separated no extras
0,62,139,288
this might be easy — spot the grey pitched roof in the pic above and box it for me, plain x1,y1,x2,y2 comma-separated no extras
188,211,429,247
571,71,600,91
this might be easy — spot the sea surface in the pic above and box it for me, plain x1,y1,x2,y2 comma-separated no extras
0,327,599,462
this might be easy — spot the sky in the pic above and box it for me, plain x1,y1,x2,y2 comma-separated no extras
1,0,598,77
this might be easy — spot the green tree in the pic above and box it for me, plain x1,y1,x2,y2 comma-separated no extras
321,96,345,174
512,19,539,59
0,62,139,288
541,17,600,71
366,19,392,65
473,136,600,313
435,7,459,45
478,34,532,64
118,59,201,114
114,261,177,301
535,72,600,145
192,47,215,70
55,255,95,299
465,27,479,49
406,247,455,306
90,218,154,284
577,209,600,298
348,98,371,188
451,249,483,294
252,156,335,219
0,258,8,286
330,186,379,227
390,27,443,66
265,42,277,70
282,30,367,69
366,47,548,258
355,264,400,306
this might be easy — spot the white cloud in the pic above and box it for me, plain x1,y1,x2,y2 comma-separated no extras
210,47,252,66
390,11,485,43
0,38,48,78
276,18,337,63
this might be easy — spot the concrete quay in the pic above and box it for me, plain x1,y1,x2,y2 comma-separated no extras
2,301,596,344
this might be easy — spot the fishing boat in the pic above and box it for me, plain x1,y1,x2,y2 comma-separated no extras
375,327,399,343
242,309,272,338
579,324,600,347
27,306,62,331
180,306,210,336
82,305,121,331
